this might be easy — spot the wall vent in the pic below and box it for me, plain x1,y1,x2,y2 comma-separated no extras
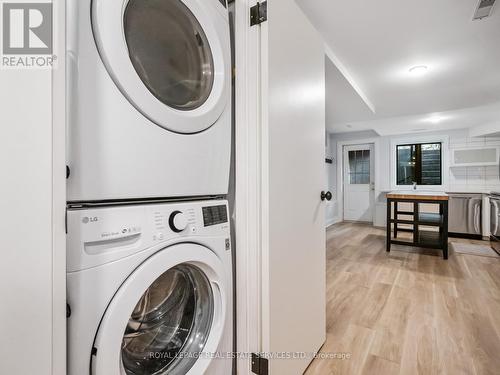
473,0,496,20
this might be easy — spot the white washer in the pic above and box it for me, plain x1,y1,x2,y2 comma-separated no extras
67,200,233,375
67,0,231,202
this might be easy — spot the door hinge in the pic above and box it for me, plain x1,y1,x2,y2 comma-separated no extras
250,1,267,26
251,353,269,375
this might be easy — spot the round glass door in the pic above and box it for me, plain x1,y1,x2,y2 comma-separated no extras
124,0,214,111
92,0,230,133
121,264,214,375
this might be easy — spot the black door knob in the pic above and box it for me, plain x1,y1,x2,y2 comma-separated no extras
321,191,333,201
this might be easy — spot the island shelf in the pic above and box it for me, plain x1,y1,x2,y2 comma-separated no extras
386,192,449,259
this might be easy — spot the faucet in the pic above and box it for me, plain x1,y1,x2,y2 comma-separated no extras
412,182,417,190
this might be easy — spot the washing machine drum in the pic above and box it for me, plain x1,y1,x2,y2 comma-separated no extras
122,265,213,374
92,0,230,134
92,244,227,375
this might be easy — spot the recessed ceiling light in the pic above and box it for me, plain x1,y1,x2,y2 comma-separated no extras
427,116,444,124
409,65,428,76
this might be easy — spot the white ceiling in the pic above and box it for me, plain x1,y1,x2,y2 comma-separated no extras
342,102,500,136
296,0,500,135
325,57,374,124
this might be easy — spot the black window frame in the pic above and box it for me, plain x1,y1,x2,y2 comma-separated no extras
396,142,443,186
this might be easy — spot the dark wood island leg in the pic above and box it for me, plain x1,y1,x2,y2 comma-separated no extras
386,198,391,252
442,201,449,260
394,201,398,238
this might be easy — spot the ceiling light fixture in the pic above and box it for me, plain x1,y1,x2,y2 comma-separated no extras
409,65,428,77
427,116,444,124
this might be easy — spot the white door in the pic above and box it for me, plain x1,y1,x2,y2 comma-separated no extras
343,144,375,222
260,1,326,374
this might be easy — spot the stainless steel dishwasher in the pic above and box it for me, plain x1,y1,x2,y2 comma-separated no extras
448,193,482,238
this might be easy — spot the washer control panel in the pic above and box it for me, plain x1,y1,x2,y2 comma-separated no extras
67,200,231,272
149,201,229,243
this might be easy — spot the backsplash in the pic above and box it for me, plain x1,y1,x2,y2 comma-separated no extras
448,135,500,192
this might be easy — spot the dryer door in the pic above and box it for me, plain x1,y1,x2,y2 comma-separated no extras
91,243,227,375
92,0,230,134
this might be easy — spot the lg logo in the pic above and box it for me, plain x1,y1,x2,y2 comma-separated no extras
2,2,52,54
82,217,98,224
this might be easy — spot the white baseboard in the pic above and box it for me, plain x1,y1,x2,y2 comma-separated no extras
326,216,342,228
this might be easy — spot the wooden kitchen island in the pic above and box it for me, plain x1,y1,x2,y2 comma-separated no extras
386,191,449,259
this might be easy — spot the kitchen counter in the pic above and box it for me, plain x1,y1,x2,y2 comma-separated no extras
446,191,489,195
387,191,449,201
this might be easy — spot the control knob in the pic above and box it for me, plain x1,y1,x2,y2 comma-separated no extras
169,211,188,233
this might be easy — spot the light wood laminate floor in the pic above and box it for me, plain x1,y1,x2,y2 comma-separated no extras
305,223,500,375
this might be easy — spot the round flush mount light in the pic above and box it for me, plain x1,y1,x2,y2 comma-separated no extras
427,116,445,124
409,65,428,76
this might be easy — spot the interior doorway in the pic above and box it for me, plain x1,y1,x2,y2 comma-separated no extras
343,143,375,222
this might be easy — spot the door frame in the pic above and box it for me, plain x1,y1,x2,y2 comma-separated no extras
234,1,326,373
53,0,67,373
234,1,262,374
336,138,380,223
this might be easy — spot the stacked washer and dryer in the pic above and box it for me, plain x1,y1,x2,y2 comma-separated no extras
66,0,233,374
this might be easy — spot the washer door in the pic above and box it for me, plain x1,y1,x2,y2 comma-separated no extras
92,0,230,134
92,244,227,375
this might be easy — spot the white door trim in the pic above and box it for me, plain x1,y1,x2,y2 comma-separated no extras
234,2,326,373
336,137,380,223
53,0,67,373
234,1,261,374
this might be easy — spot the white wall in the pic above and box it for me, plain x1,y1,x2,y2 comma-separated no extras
328,128,500,226
0,3,66,374
0,69,52,375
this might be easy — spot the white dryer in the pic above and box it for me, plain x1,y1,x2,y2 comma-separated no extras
67,200,233,375
67,0,231,202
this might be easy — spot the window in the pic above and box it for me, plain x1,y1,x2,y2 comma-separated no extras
348,149,370,184
396,143,442,185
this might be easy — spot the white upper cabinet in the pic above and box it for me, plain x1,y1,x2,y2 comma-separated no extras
451,146,500,167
